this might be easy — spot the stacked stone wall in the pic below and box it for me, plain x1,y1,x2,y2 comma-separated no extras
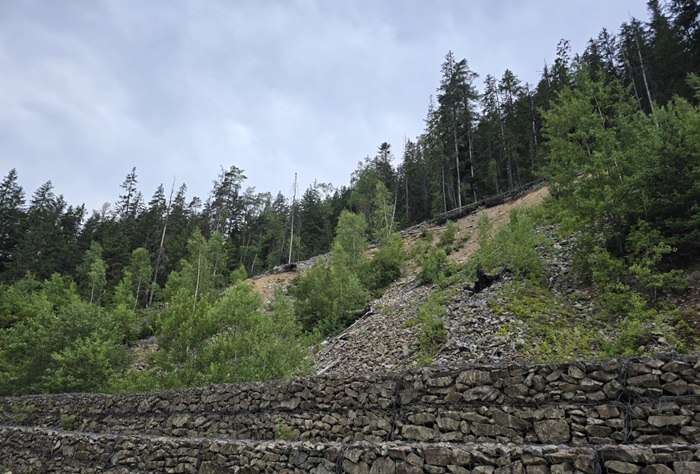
4,426,700,473
3,353,700,472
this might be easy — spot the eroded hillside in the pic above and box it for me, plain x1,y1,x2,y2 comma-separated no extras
252,184,700,377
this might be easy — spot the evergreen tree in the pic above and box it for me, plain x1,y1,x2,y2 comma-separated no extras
10,182,85,280
432,51,480,208
114,167,143,222
0,169,26,278
298,182,335,260
205,165,246,236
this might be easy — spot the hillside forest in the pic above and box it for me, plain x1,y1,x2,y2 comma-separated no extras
1,0,699,396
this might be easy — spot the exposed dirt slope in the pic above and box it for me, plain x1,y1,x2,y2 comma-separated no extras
251,185,552,375
252,186,549,301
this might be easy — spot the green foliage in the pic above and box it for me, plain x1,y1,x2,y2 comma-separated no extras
290,255,369,336
229,264,247,285
625,221,687,300
332,210,368,271
370,181,396,239
601,314,653,357
359,232,406,294
275,420,297,440
40,332,131,393
673,309,699,352
543,66,700,292
405,295,447,363
78,241,107,304
0,274,51,328
470,208,547,279
418,247,451,285
494,281,598,361
438,220,458,249
127,247,153,307
135,281,310,389
0,291,131,395
163,229,228,303
9,403,38,426
60,412,77,431
542,65,654,255
290,210,372,337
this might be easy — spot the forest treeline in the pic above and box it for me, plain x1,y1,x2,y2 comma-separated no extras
1,0,699,395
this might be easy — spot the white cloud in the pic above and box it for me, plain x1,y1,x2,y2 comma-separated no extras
0,0,650,211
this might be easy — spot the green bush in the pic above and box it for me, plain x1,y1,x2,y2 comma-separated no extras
439,220,458,249
60,412,77,431
360,232,406,293
470,208,548,280
122,281,311,390
405,295,447,362
275,420,297,440
418,247,451,285
290,256,369,336
0,299,131,395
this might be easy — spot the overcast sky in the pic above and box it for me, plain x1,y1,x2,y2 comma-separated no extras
1,0,650,213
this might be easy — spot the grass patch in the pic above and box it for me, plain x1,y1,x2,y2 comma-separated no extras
275,420,297,440
405,294,448,364
493,280,600,361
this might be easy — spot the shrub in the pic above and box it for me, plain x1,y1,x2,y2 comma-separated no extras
405,295,447,362
360,233,406,293
470,208,548,280
418,247,451,285
439,220,458,249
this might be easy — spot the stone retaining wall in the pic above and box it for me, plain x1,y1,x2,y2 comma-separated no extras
3,426,700,474
3,354,700,472
2,354,700,444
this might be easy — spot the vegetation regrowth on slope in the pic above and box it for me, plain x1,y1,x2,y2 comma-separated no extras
1,3,699,394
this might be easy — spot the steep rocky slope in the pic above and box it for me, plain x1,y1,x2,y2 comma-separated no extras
311,187,580,376
252,184,700,378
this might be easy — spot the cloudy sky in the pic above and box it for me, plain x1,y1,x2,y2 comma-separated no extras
1,0,649,213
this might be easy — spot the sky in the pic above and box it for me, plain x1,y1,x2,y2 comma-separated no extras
1,0,650,214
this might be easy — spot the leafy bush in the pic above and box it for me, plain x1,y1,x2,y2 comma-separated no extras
0,299,131,395
625,221,687,300
405,295,447,363
60,412,77,431
275,420,297,440
439,220,458,249
289,255,369,337
470,208,548,280
360,232,406,293
123,281,311,390
40,332,131,393
418,247,451,285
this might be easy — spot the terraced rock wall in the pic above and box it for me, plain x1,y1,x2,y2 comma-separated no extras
4,427,700,473
2,353,700,472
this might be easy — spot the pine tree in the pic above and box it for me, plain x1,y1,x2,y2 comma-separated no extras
205,165,246,236
10,182,85,280
0,169,26,278
434,51,480,208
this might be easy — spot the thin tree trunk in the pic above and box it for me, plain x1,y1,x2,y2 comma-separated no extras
634,29,657,125
452,109,462,209
441,159,447,213
623,49,644,110
193,247,202,315
288,173,297,264
133,280,141,311
467,128,476,203
149,179,175,306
